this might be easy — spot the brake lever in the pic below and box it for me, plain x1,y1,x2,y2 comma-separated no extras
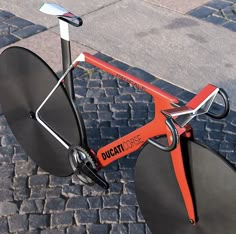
207,88,230,119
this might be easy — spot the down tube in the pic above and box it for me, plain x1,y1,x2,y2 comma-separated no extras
97,120,165,167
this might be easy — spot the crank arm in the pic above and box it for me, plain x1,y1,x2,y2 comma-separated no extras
77,163,109,190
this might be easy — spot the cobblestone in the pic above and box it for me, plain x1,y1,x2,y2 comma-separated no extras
0,164,14,177
62,185,82,197
66,197,88,210
87,197,103,209
51,211,73,227
29,175,49,187
12,146,28,162
30,187,46,200
188,0,236,32
219,142,235,152
0,146,13,163
120,194,138,206
12,24,46,38
0,34,19,47
67,225,86,234
75,209,98,224
223,21,236,31
124,182,135,194
46,187,62,198
114,111,131,119
87,224,110,234
120,169,135,181
8,214,28,232
14,187,30,200
120,206,137,223
204,15,227,24
110,224,128,234
119,158,137,169
108,182,123,195
189,6,218,18
20,200,44,214
4,16,33,28
41,228,65,234
0,189,13,202
82,184,106,196
49,175,71,187
0,10,46,48
29,214,49,230
129,223,146,234
0,217,8,233
15,160,37,177
44,198,65,213
0,201,17,216
100,208,119,223
106,88,119,96
205,0,233,9
100,127,119,139
103,79,118,88
0,10,14,20
103,194,120,208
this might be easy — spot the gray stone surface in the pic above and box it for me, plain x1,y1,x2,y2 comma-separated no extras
144,0,210,13
8,214,28,233
0,49,236,234
0,0,120,28
49,0,236,110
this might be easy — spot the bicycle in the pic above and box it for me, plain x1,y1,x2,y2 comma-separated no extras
0,3,235,234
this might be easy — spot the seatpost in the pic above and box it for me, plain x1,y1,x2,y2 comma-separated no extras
59,19,75,101
40,3,83,101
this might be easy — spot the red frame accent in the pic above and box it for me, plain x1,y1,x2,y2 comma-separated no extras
83,52,180,167
80,52,218,224
63,12,75,18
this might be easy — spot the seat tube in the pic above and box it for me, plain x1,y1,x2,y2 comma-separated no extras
59,19,75,100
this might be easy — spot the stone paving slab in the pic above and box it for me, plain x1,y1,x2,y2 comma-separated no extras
0,30,96,72
144,0,210,13
0,0,120,28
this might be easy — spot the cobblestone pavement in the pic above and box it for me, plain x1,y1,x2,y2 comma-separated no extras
1,8,236,234
0,51,236,233
0,10,46,48
188,0,236,31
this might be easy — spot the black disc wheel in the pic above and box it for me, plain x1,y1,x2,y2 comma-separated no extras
0,46,86,176
135,138,236,234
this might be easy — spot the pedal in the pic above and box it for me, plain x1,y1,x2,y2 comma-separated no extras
69,146,109,190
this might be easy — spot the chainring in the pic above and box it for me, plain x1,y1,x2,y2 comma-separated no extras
69,145,97,185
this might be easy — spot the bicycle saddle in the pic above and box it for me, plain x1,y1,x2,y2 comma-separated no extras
40,3,83,27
